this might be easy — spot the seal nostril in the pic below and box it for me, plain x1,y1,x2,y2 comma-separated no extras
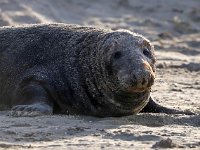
142,78,146,85
147,74,154,87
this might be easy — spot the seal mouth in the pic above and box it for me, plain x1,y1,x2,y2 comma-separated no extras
126,70,155,93
126,87,151,93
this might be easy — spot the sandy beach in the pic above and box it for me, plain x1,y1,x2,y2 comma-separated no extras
0,0,200,149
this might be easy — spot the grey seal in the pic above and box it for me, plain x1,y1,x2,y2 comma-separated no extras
0,24,193,117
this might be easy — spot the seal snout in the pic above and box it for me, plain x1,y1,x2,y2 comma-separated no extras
128,61,155,93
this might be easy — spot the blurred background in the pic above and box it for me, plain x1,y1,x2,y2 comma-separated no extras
0,0,200,110
0,1,200,148
0,0,200,38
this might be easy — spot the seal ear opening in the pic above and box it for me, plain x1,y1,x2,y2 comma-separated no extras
113,51,123,59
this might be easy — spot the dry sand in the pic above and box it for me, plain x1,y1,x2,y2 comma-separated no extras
0,0,200,149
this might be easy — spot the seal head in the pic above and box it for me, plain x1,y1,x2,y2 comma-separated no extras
94,30,156,116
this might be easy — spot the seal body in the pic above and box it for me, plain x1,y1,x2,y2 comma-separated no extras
0,24,192,117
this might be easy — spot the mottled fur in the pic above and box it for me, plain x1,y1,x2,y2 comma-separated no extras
0,24,193,117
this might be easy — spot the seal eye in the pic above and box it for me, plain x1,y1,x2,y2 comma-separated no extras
143,48,151,58
114,51,123,59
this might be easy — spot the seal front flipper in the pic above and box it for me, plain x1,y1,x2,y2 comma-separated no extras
10,103,52,117
140,96,195,115
9,78,53,117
